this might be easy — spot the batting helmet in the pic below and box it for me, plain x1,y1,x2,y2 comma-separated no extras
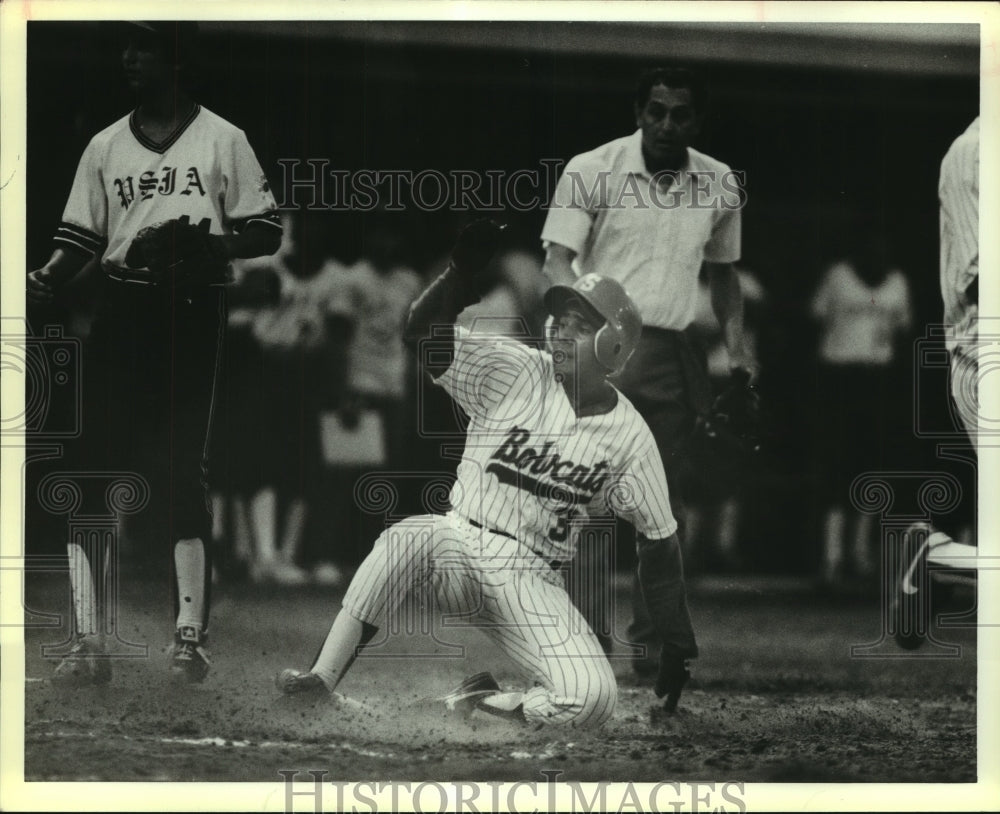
544,273,642,374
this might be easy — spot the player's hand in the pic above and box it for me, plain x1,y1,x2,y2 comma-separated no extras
27,267,56,305
450,218,505,279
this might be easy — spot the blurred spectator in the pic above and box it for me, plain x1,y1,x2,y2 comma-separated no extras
320,219,422,565
209,250,282,582
243,213,352,585
810,232,913,585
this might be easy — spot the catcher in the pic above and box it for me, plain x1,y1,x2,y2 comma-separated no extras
27,22,281,685
277,220,697,725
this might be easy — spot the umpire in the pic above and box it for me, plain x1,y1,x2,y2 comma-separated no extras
27,22,281,685
542,67,756,683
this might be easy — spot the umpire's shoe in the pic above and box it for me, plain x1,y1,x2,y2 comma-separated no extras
655,655,691,714
51,636,112,687
169,625,211,684
438,671,502,717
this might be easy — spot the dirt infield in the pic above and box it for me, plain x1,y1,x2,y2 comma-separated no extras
21,572,976,784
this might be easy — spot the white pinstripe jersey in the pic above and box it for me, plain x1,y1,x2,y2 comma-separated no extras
939,117,979,352
54,105,280,282
437,327,677,563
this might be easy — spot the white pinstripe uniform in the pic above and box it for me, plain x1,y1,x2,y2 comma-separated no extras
342,327,676,727
939,117,980,446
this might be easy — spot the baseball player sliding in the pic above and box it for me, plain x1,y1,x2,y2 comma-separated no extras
277,220,696,726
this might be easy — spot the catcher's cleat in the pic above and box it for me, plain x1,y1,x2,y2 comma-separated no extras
276,668,329,697
655,656,691,714
169,625,211,684
437,671,502,717
51,636,112,688
892,522,933,650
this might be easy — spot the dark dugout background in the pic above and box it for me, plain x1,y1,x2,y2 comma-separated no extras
25,20,979,573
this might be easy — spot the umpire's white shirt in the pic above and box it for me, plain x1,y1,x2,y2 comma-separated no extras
541,130,742,330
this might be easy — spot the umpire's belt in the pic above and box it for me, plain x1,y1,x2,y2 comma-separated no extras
468,518,562,572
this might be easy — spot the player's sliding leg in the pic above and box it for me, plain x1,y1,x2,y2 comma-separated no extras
276,515,453,697
473,568,618,728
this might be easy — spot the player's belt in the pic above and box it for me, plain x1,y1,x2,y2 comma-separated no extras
105,264,227,288
467,519,562,572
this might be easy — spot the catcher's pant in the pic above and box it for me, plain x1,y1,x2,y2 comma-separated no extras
342,513,617,728
80,279,225,628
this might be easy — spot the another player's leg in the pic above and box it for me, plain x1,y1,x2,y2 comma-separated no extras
892,339,980,649
52,539,112,687
167,289,225,683
51,319,119,687
892,522,977,650
170,537,213,683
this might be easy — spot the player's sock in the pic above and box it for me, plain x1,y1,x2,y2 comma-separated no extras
66,541,100,638
309,613,376,692
174,537,206,630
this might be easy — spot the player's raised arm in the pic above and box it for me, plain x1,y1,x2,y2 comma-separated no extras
403,219,504,376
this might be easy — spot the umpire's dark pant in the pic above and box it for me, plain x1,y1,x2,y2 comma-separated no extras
572,327,707,662
79,278,225,629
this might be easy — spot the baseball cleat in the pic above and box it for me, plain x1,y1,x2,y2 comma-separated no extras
51,636,112,687
655,656,691,713
437,671,501,716
276,668,329,697
169,625,211,683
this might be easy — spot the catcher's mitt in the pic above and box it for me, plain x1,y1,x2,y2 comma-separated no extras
696,368,763,457
124,215,229,284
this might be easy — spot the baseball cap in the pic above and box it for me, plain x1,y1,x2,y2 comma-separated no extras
118,21,199,56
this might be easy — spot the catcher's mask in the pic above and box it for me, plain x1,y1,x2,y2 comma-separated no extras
544,273,642,374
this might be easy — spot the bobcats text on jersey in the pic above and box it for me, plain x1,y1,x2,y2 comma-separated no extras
489,426,611,502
